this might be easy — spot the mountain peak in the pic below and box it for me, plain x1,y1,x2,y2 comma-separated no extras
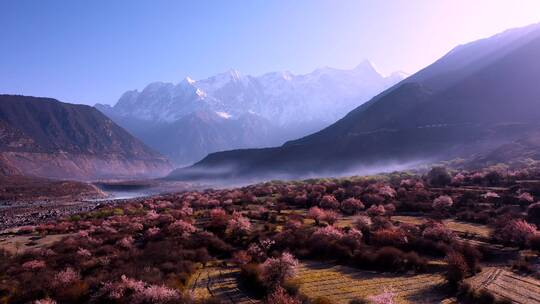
280,71,293,81
225,69,242,81
115,90,141,109
354,60,381,75
120,89,139,98
143,81,174,92
202,69,244,87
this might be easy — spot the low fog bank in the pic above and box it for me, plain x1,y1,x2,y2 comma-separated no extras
167,158,435,189
93,179,206,200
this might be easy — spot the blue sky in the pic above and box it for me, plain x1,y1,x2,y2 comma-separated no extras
1,0,540,105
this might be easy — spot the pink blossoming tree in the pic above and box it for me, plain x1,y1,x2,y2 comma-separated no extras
320,195,340,209
432,195,453,209
368,289,396,304
226,212,252,238
367,205,386,217
307,206,325,225
498,219,538,246
260,252,299,289
264,286,301,304
340,198,365,215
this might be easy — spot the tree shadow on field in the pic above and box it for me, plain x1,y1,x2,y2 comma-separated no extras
403,283,450,304
301,260,340,270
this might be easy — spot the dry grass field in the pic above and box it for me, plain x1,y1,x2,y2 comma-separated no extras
392,216,492,239
335,216,354,228
295,261,449,304
0,232,69,254
281,208,356,228
281,211,494,240
467,267,540,304
190,264,259,304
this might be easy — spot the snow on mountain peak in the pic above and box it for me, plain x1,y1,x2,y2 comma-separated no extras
185,76,196,84
351,60,386,80
195,88,207,98
108,62,407,124
216,111,232,119
389,71,410,79
355,60,378,72
282,71,293,81
228,69,241,81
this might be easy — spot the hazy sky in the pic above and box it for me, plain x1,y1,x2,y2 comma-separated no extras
1,0,540,105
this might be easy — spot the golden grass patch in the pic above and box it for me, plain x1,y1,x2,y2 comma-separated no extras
296,261,448,304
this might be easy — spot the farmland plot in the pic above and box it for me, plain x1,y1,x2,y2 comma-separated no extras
296,261,449,304
443,219,492,239
467,267,540,304
190,264,259,304
392,216,492,239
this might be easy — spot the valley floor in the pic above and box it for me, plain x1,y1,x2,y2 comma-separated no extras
2,167,540,303
0,177,200,230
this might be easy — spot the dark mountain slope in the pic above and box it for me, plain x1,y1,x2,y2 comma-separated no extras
0,95,172,179
287,22,540,146
469,130,540,167
104,109,294,166
169,23,540,181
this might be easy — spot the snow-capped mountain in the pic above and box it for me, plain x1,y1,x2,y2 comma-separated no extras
100,60,406,125
96,61,407,165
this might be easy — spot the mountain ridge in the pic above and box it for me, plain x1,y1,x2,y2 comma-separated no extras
0,95,172,180
168,22,540,182
97,61,405,125
97,62,406,165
